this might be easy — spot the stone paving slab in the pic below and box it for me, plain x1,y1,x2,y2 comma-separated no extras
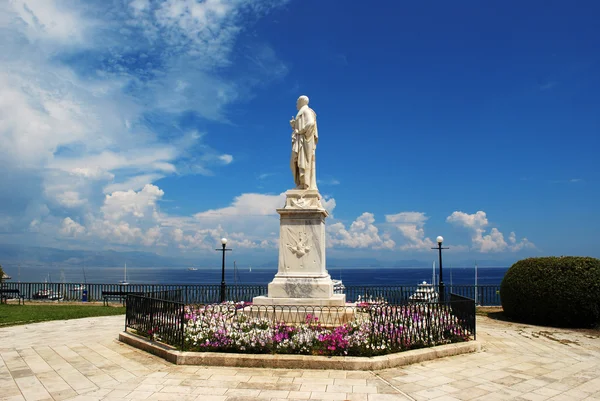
0,314,599,400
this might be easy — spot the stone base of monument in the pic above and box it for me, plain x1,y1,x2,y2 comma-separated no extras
253,273,346,307
241,303,355,328
250,188,348,323
282,188,323,209
252,294,346,307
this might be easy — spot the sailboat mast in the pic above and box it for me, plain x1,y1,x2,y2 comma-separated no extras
475,261,478,305
234,261,237,286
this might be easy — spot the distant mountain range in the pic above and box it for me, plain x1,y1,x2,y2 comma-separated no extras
0,243,195,268
0,243,516,269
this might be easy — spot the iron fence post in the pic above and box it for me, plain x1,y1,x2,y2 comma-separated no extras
181,305,185,350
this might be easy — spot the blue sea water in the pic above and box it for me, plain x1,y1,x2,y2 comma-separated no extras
11,266,508,286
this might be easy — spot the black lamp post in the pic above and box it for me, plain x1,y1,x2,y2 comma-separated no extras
432,236,449,303
216,238,232,303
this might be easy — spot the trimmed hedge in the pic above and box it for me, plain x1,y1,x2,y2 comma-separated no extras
500,256,600,328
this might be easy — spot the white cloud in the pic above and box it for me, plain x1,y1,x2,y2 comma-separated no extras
9,0,92,45
103,174,165,194
60,217,85,237
55,191,87,208
317,178,340,186
52,184,167,247
171,227,224,250
169,192,335,251
102,184,164,221
258,173,276,180
328,213,395,250
195,193,284,219
142,226,163,247
50,150,178,177
446,211,489,230
549,178,584,184
0,0,289,250
508,231,535,251
447,211,535,252
322,197,336,215
219,154,234,164
70,167,115,181
386,212,435,250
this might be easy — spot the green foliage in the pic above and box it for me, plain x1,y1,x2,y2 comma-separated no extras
0,304,125,327
501,256,600,327
0,264,4,283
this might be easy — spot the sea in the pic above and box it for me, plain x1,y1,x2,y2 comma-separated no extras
8,266,508,287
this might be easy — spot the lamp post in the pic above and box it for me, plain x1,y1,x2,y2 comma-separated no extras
216,238,232,303
432,236,449,303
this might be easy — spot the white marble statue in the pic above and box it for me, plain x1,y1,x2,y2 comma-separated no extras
251,94,346,308
290,95,318,190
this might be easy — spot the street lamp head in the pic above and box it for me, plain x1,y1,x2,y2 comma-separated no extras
436,236,444,244
221,238,228,245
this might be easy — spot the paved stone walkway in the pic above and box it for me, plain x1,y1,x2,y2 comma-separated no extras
0,314,599,401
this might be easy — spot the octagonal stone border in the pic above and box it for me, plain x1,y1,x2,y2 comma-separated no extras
119,331,480,370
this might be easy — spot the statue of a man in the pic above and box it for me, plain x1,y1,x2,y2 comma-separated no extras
290,95,318,190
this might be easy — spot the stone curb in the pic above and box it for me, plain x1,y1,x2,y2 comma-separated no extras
119,331,481,370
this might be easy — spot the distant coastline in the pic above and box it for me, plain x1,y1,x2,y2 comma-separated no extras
0,244,520,270
7,266,509,286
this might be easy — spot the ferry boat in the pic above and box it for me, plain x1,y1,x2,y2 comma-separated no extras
332,279,345,294
408,281,439,303
187,267,199,271
32,289,64,301
33,275,64,301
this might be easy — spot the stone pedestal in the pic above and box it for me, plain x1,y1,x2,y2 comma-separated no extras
253,189,346,307
242,305,354,327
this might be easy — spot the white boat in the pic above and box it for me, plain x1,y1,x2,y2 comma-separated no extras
409,281,439,303
32,289,63,301
188,267,198,271
33,276,63,301
119,263,129,285
72,267,87,291
332,279,345,294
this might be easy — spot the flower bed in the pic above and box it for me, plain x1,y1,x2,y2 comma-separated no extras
176,301,472,357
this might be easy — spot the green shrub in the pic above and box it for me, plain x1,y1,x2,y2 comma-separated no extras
500,256,600,327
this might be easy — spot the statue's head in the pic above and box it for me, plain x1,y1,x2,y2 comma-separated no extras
296,95,309,110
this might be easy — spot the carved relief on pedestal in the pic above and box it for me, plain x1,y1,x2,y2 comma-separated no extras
287,195,323,209
283,189,324,211
286,231,311,260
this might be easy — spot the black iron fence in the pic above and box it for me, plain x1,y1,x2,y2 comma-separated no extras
124,295,476,353
344,285,500,306
0,282,502,306
449,293,477,340
126,290,186,349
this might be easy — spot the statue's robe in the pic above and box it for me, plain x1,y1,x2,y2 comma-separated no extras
291,105,318,190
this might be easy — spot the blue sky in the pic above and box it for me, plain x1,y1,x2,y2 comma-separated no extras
0,0,598,264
